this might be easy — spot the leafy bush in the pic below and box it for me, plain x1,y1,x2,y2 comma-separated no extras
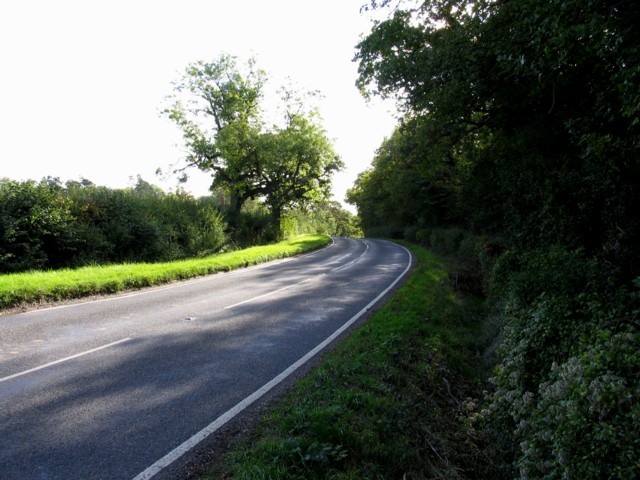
520,329,640,479
426,227,466,256
227,201,276,247
0,177,74,272
0,177,229,272
410,227,494,295
67,184,228,264
488,247,640,479
0,175,348,274
277,203,362,239
150,194,227,258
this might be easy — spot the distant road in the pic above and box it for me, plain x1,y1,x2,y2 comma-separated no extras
0,237,412,480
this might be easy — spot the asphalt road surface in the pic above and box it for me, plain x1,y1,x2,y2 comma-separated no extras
0,237,412,479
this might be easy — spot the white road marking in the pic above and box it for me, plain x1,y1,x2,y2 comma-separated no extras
132,242,412,480
16,239,335,316
330,260,358,273
328,252,352,265
225,238,368,308
328,239,369,272
0,338,132,384
224,276,322,310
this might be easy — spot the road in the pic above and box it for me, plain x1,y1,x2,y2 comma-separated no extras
0,237,412,480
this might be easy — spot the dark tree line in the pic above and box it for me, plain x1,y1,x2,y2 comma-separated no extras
351,0,639,271
349,1,640,478
0,176,359,274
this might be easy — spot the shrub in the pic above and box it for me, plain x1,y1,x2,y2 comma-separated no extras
426,227,465,256
488,246,640,479
228,202,276,247
520,328,640,479
1,178,230,272
0,177,75,272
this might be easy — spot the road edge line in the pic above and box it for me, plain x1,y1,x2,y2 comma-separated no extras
131,240,412,480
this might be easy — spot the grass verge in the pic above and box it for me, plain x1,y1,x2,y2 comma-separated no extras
205,243,499,479
0,234,331,310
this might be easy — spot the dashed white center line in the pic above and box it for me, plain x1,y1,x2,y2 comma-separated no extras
224,276,324,310
132,242,413,480
360,240,370,257
224,241,370,310
0,337,132,384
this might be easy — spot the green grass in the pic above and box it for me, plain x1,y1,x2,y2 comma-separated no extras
0,234,331,310
205,243,499,479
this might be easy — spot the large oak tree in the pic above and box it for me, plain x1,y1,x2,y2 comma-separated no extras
164,55,343,226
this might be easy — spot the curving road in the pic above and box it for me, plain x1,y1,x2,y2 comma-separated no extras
0,237,412,479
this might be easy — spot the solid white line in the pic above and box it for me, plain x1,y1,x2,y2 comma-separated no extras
131,241,413,480
0,338,132,384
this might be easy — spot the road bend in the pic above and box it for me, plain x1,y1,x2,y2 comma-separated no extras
0,237,412,479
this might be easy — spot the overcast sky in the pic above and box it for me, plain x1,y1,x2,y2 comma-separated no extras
0,0,397,209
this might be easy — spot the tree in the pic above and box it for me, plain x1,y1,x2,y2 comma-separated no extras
258,112,343,223
164,54,266,213
355,0,640,272
164,54,343,229
346,118,462,236
353,2,640,478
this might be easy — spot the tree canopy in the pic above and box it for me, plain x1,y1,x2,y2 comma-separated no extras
164,55,344,226
351,0,640,277
349,1,640,478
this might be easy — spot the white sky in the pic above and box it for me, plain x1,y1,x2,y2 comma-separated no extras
0,0,397,210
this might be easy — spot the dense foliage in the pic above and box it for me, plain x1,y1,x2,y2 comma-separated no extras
0,176,358,274
0,177,227,272
350,0,640,477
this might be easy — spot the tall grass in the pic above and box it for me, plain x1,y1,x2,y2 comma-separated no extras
0,234,330,310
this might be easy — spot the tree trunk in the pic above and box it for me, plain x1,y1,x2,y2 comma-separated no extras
229,192,246,215
271,204,282,240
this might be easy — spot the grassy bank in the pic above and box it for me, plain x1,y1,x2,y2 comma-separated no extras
0,234,330,310
206,243,498,479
